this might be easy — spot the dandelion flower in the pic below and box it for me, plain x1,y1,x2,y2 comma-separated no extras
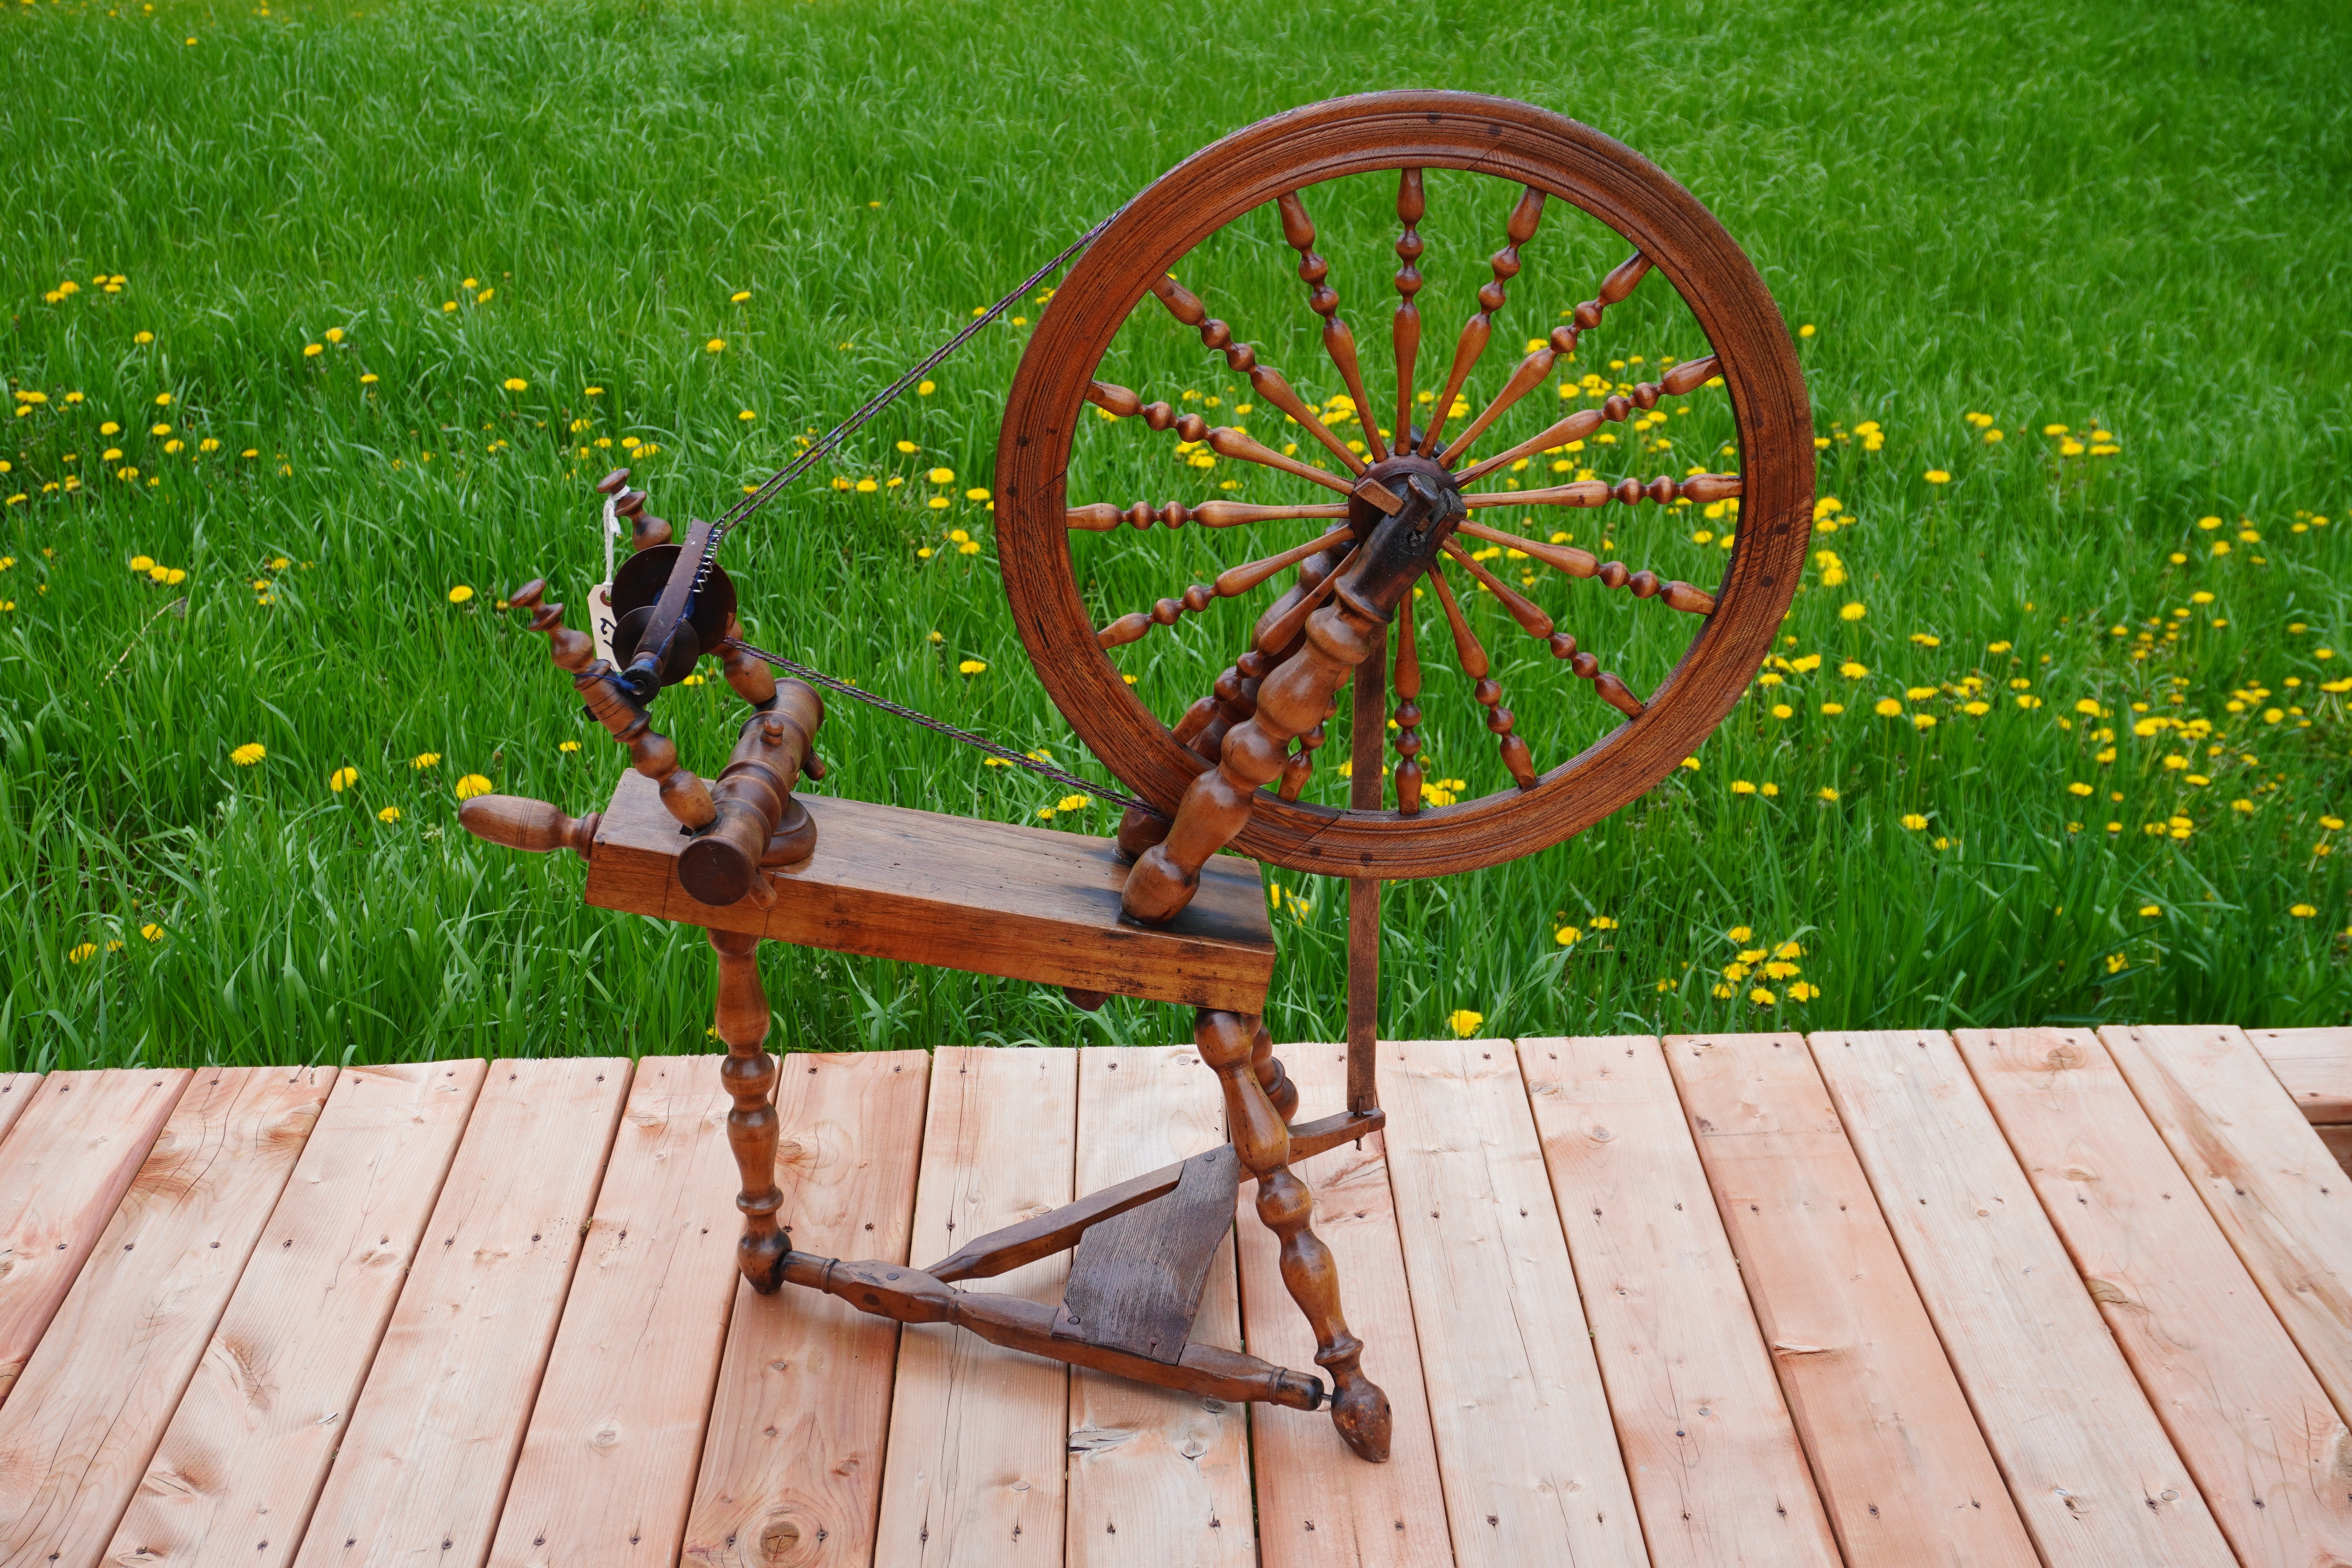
410,752,441,770
454,773,493,800
1840,602,1867,622
68,942,98,964
957,659,987,675
1749,987,1777,1006
1445,1008,1485,1038
927,467,955,485
377,805,402,823
705,338,726,353
1924,469,1950,484
1727,926,1753,942
1731,779,1757,795
2290,904,2318,918
1900,813,1929,830
231,742,267,766
328,766,358,793
917,380,935,395
1875,698,1903,717
2140,905,2161,918
448,585,474,603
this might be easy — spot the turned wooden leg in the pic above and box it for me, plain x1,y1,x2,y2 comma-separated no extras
1250,1017,1300,1122
711,929,788,1292
1197,1008,1391,1461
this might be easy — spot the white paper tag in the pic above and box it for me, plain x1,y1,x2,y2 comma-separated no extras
589,582,618,668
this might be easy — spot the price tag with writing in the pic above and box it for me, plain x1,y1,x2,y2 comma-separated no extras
588,583,618,668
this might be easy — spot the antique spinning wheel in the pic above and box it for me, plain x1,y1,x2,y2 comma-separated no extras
464,90,1811,1470
998,90,1812,884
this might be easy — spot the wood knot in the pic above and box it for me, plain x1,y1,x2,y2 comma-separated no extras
758,1517,801,1562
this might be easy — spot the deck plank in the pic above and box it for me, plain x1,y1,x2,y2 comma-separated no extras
1238,1045,1450,1568
0,1069,191,1408
0,1067,332,1568
1809,1030,2233,1567
487,1057,741,1568
1664,1033,2036,1566
681,1051,930,1568
1958,1027,2352,1565
1518,1037,1837,1568
290,1058,630,1568
0,1074,42,1150
1064,1046,1251,1568
1381,1039,1645,1568
2100,1025,2352,1430
872,1047,1076,1568
103,1062,487,1568
2243,1026,2352,1125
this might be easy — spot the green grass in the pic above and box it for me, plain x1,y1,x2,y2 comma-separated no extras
4,0,2348,1071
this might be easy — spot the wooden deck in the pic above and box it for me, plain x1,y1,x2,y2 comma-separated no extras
1,1025,2348,1567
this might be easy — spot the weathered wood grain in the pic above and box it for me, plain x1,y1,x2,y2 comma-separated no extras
1065,1046,1252,1568
1381,1038,1645,1568
1519,1036,1837,1567
0,1069,191,1408
872,1048,1077,1567
290,1058,630,1568
1238,1045,1449,1568
681,1051,930,1568
0,1068,331,1568
2101,1025,2352,1432
2244,1026,2352,1125
1810,1030,2233,1567
1959,1027,2352,1567
0,1075,41,1151
488,1058,742,1568
1662,1033,2037,1566
105,1061,487,1568
586,772,1274,1012
2320,1125,2352,1178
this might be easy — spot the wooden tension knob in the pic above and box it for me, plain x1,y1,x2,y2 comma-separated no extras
676,680,825,908
457,794,601,862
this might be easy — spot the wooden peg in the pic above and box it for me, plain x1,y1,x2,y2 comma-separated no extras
510,579,597,672
676,680,823,907
456,794,600,861
594,468,630,495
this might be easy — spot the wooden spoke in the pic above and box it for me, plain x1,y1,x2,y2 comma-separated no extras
1148,276,1366,477
1203,424,1357,495
1455,398,1621,485
1253,542,1360,657
1419,185,1547,457
1066,499,1349,532
1276,189,1388,463
1096,525,1355,650
1563,252,1653,343
1439,539,1554,641
1456,519,1716,615
1543,627,1647,719
1451,353,1718,486
1463,471,1742,509
1392,589,1425,814
1426,561,1536,787
1436,325,1573,469
1392,169,1425,449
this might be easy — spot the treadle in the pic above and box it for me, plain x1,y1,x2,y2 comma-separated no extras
1055,1145,1239,1361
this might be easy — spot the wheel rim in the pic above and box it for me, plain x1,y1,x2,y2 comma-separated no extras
998,90,1813,880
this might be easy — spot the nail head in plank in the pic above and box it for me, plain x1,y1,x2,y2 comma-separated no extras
0,1073,43,1151
489,1058,744,1568
2244,1026,2352,1125
293,1058,631,1568
1382,1039,1645,1568
105,1060,489,1568
1519,1036,1839,1566
588,771,1274,1011
2100,1024,2352,1432
1663,1033,2038,1567
872,1047,1077,1566
1959,1027,2352,1566
0,1069,192,1407
0,1067,332,1568
681,1050,929,1568
1238,1045,1450,1568
1809,1030,2234,1567
1067,1045,1253,1568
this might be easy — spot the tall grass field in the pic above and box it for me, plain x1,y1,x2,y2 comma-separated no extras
4,0,2347,1071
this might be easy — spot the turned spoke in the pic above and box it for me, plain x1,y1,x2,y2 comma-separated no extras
1419,186,1546,457
1565,252,1654,341
1067,499,1349,532
1455,519,1716,615
1426,561,1536,787
1439,539,1554,641
1463,471,1742,510
1392,170,1425,449
1277,189,1387,464
1097,525,1356,650
1392,588,1425,814
1437,326,1571,469
1149,276,1365,478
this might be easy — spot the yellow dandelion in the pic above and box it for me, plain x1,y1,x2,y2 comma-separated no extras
1900,812,1928,830
1924,469,1950,484
705,338,726,353
1445,1009,1485,1038
1840,602,1867,621
230,742,267,766
957,659,987,674
303,343,323,358
928,467,956,485
448,585,474,603
1554,925,1581,946
454,773,493,800
411,752,441,770
2290,904,2318,918
68,942,98,964
328,766,358,793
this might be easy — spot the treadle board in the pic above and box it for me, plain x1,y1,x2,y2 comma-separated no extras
2245,1025,2352,1123
585,770,1274,1012
1960,1028,2352,1565
1059,1144,1238,1363
0,1073,42,1149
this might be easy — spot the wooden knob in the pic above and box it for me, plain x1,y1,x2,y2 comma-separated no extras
595,468,630,495
457,795,599,862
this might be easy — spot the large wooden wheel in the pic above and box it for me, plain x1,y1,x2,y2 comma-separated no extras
997,91,1812,881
